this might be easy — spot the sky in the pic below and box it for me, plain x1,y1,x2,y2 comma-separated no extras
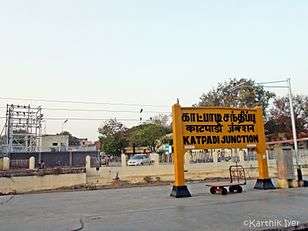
0,0,307,141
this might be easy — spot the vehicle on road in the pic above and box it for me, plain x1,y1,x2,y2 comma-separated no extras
127,154,151,166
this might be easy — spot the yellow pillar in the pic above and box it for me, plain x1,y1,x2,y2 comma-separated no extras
254,106,275,189
170,103,191,197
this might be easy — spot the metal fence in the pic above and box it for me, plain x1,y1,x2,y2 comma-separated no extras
100,155,121,167
190,151,214,164
9,151,100,168
10,159,29,169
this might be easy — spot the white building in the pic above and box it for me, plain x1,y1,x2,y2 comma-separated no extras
40,134,69,152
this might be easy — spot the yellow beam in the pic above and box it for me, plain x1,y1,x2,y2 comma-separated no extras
255,106,269,179
172,103,185,186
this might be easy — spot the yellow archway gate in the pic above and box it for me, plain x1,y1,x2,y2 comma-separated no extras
170,102,275,198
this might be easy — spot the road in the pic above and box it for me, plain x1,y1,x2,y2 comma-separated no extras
0,180,308,231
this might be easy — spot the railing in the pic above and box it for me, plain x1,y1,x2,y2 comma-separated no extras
101,156,122,167
68,146,97,152
0,145,40,153
159,154,173,164
10,159,29,169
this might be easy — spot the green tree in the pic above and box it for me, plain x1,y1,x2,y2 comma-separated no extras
128,116,171,152
197,78,275,115
150,114,172,133
265,95,308,138
98,119,128,156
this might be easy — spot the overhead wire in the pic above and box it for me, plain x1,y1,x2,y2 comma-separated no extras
0,116,143,122
0,97,172,134
43,117,141,122
0,106,170,114
0,96,170,108
40,107,170,114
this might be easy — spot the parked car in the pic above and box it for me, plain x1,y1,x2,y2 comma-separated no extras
127,154,151,166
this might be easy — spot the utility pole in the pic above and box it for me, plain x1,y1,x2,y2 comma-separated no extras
287,78,302,182
229,78,303,184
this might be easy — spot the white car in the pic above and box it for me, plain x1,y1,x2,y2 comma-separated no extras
127,154,151,166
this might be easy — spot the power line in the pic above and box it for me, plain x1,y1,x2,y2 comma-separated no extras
0,96,170,108
42,107,170,114
44,117,142,122
0,116,146,122
257,80,288,85
0,106,170,114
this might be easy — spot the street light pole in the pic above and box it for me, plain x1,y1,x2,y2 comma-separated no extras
228,78,303,184
263,79,303,183
287,78,303,182
61,119,68,133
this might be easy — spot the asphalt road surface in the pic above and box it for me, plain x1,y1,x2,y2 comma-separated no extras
1,180,308,231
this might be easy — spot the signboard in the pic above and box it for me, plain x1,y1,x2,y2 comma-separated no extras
170,103,274,198
181,107,260,150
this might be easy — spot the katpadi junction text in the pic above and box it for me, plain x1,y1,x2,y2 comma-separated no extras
181,110,259,147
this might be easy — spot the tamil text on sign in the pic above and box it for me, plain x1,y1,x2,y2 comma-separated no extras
181,107,260,149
